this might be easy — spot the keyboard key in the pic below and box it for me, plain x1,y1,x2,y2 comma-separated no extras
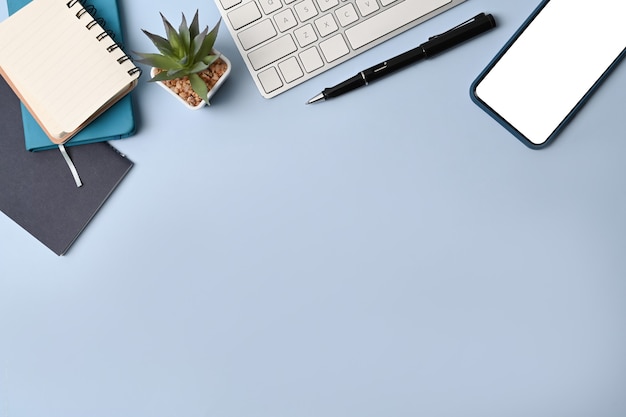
278,57,304,82
355,0,379,17
257,67,283,93
294,0,319,22
346,0,451,49
228,1,263,30
238,19,277,50
335,3,358,27
258,0,282,15
294,23,318,47
315,0,339,12
219,0,242,10
314,14,338,37
299,47,324,72
274,9,298,32
248,34,298,70
319,34,349,62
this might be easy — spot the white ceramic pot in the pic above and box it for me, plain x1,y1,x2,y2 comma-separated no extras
151,51,231,110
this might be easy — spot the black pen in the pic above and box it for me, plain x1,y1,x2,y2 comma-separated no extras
306,12,496,104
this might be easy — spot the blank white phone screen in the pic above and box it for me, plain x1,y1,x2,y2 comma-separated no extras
474,0,626,145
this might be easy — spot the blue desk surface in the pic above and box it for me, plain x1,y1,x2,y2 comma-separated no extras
2,0,626,416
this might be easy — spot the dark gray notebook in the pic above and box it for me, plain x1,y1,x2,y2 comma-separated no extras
0,78,133,255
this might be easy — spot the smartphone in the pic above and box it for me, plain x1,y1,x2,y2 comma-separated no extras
471,0,626,149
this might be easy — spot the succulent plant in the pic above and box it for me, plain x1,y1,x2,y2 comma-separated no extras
135,11,221,103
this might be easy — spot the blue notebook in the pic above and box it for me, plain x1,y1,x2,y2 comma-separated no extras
7,0,137,151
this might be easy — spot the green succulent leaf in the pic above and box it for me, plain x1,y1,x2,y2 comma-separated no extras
161,13,183,58
134,52,181,71
166,68,189,78
194,20,220,63
150,70,179,82
189,10,200,40
188,61,210,74
189,73,209,104
178,13,191,55
141,29,173,56
202,55,219,66
191,27,208,58
208,19,221,42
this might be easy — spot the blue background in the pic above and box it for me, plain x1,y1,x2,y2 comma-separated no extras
1,0,626,416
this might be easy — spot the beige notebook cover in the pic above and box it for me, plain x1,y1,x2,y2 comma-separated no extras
0,0,140,144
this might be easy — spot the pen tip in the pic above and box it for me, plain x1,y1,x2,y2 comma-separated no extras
306,92,325,104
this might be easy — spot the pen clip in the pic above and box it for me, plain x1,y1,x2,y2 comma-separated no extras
428,12,485,40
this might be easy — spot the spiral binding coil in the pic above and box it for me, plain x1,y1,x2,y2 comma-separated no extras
65,0,141,77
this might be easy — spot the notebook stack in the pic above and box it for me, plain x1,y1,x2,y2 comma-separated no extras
0,0,141,254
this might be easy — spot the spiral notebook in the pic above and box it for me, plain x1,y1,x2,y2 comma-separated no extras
0,0,141,144
7,0,138,151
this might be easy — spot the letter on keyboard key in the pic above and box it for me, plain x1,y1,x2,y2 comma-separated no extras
258,0,282,14
315,14,339,37
294,0,319,22
335,3,358,27
248,35,298,70
345,0,451,49
356,0,379,17
275,9,298,32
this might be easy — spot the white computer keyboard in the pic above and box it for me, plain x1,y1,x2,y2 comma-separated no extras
214,0,468,98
